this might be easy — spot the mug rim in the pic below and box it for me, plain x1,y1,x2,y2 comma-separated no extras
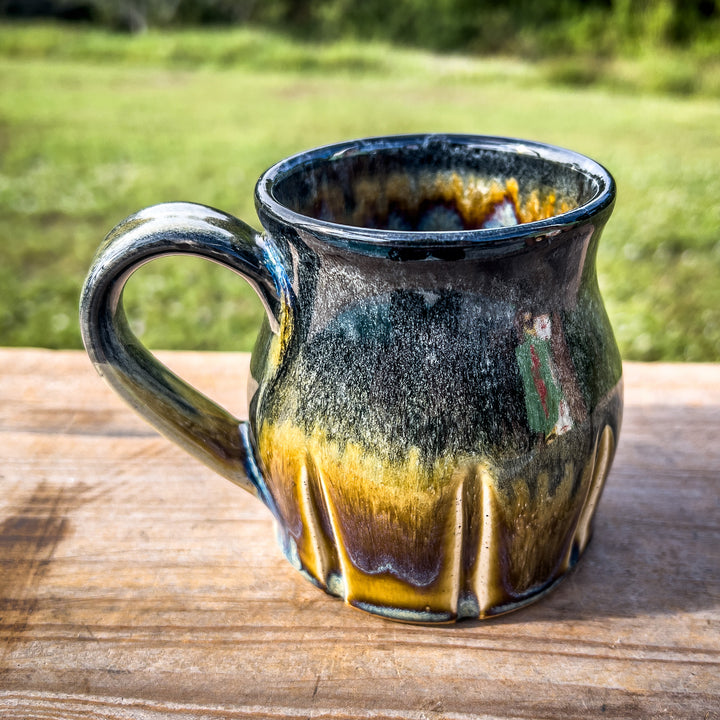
255,133,616,248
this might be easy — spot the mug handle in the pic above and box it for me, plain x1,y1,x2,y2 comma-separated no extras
79,202,293,505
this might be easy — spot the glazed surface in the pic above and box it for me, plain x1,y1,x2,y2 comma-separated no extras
248,215,622,621
79,134,621,623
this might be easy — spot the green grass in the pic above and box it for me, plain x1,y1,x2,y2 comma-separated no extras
1,23,719,360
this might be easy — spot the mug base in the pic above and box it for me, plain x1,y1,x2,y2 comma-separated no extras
275,523,592,624
346,559,581,625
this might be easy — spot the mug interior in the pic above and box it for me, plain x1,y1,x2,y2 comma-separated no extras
269,137,607,233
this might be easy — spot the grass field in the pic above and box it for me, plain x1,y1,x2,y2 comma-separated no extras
1,23,719,360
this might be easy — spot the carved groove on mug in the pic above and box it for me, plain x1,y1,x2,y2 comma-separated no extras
471,472,504,615
446,477,464,616
312,457,348,600
574,424,615,554
557,437,598,574
298,462,331,589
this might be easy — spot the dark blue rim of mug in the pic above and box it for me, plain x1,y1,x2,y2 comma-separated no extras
255,133,616,249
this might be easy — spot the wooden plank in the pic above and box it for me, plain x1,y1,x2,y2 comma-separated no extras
0,350,718,719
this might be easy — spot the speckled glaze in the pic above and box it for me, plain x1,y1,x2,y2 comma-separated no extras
80,135,622,623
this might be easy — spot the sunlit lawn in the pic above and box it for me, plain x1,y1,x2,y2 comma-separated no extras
1,24,719,360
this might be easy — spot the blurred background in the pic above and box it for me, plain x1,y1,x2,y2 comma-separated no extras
0,0,718,360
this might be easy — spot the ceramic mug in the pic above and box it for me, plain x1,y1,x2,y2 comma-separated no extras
80,134,623,623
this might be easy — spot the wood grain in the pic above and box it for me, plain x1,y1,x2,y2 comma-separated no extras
1,349,718,719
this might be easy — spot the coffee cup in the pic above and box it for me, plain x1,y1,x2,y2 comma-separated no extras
80,134,622,622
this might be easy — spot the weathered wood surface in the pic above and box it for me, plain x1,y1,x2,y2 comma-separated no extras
0,348,718,719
